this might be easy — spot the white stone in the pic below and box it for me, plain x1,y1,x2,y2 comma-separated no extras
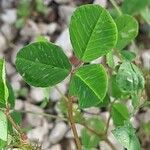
15,99,24,110
65,124,83,138
6,62,15,76
0,33,7,51
11,74,22,90
93,0,107,7
49,122,68,144
30,88,45,102
59,5,75,25
1,23,15,41
141,50,150,69
55,0,69,4
1,9,17,24
47,23,58,34
27,121,49,142
55,28,73,58
50,144,61,150
20,20,40,38
25,103,45,127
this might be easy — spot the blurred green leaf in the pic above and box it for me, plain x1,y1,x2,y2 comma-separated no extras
81,117,105,149
116,62,145,93
111,103,130,126
0,111,8,141
113,122,141,150
122,0,150,15
106,51,115,69
121,50,136,62
115,15,138,50
141,7,150,25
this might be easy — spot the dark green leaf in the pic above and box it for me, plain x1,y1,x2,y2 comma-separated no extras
115,15,138,50
122,0,150,15
0,59,9,107
113,123,141,150
111,103,130,126
69,64,108,108
15,42,72,87
0,111,7,141
69,4,118,62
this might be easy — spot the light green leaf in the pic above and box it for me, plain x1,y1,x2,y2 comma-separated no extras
121,50,136,62
0,111,7,141
106,51,115,69
69,4,118,62
116,62,145,93
81,117,105,149
111,103,130,126
115,15,138,50
113,123,141,150
69,64,108,108
15,42,72,87
122,0,150,15
109,75,129,100
0,59,9,107
141,7,150,25
0,139,6,149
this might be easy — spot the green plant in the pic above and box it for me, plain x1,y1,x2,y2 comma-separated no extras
0,2,148,150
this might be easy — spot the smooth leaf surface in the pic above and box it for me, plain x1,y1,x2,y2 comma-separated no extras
115,15,138,50
69,4,118,62
141,7,150,25
113,123,141,150
122,0,150,15
116,62,145,92
69,64,108,108
111,103,130,126
15,42,72,87
0,59,9,107
0,111,7,141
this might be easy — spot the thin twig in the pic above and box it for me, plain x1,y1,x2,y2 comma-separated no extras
67,96,82,150
105,138,117,150
4,107,28,141
13,109,67,121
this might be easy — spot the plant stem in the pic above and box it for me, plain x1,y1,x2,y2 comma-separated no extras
105,138,117,150
109,0,122,15
4,108,28,141
13,109,67,121
68,96,82,150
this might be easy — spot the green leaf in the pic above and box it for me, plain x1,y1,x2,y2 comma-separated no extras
69,4,118,62
69,64,108,108
106,51,115,69
0,111,7,141
15,42,72,87
109,75,129,100
141,7,150,25
113,123,141,150
122,0,150,15
116,62,145,93
0,59,9,107
7,81,15,109
115,15,138,50
81,117,105,149
121,50,136,62
96,93,110,107
111,103,130,126
0,139,6,149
